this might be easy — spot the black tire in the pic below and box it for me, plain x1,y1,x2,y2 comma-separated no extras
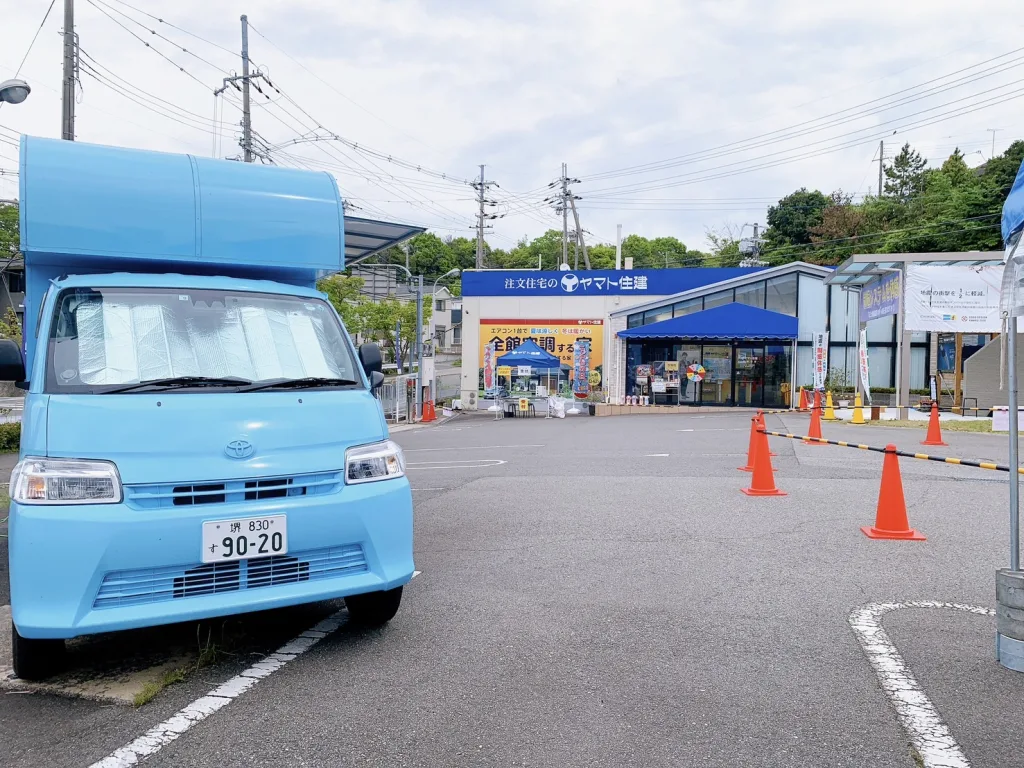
345,586,403,627
11,622,67,681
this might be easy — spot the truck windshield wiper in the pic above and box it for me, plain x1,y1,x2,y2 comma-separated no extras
102,376,253,394
241,376,361,392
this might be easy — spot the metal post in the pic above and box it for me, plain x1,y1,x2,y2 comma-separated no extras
475,165,485,268
616,224,622,270
240,15,253,163
1010,316,1020,571
61,0,75,140
415,275,424,420
877,140,884,198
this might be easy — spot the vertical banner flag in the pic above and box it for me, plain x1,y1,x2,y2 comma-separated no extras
858,327,871,404
812,332,829,390
483,343,496,395
572,340,591,399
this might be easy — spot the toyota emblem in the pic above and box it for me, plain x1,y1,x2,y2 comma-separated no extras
225,439,255,459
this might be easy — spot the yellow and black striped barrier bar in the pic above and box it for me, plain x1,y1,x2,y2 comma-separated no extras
757,428,1024,475
761,407,813,415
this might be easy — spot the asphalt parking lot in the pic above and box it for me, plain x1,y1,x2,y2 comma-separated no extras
2,411,1023,767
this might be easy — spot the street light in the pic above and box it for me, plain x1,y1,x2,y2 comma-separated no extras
0,79,31,105
432,268,460,295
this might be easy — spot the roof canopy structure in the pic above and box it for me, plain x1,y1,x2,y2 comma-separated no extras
823,251,1004,288
617,303,798,341
344,216,425,265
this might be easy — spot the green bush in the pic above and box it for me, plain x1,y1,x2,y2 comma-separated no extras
0,422,21,452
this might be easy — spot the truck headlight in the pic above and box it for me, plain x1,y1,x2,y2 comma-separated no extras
345,441,406,484
10,457,123,504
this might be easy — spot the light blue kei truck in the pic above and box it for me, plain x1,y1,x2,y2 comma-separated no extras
4,136,417,680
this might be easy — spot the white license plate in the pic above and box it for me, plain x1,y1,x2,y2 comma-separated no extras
201,515,288,563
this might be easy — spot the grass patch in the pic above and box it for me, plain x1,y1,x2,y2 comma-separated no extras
866,419,994,432
133,666,188,707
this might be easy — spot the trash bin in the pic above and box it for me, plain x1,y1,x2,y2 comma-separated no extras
870,406,881,421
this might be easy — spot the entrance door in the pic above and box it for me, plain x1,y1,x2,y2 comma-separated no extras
763,344,792,408
700,345,732,404
734,344,764,407
677,345,701,404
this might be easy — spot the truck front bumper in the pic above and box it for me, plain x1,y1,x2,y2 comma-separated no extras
9,479,414,639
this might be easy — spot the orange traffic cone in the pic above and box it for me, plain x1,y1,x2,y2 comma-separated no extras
422,400,436,423
756,411,777,456
742,425,786,496
739,416,758,472
921,402,947,447
804,390,825,445
798,387,808,410
861,445,926,540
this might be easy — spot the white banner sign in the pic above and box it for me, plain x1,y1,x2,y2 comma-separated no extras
858,327,871,404
517,365,532,377
905,265,1004,332
812,332,828,390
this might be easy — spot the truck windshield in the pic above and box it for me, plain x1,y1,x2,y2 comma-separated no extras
44,287,362,394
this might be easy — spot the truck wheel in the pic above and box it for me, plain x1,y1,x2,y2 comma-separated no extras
11,622,67,681
345,586,403,627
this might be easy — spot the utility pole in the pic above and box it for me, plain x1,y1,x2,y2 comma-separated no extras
472,165,496,268
989,128,1001,159
616,224,622,271
877,140,884,198
567,195,591,270
561,163,569,268
61,0,76,140
240,15,253,163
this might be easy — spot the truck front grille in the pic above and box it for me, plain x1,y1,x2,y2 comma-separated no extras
92,544,367,609
124,471,343,509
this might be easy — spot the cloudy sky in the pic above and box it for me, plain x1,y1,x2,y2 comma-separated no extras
2,0,1022,252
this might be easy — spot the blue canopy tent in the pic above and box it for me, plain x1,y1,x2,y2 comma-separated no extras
617,303,798,340
496,339,562,369
496,339,563,397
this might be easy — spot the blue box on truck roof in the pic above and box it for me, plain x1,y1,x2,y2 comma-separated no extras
6,136,421,680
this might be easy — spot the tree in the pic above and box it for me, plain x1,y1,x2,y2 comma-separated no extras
356,297,432,369
765,188,831,247
807,191,868,264
884,143,927,200
0,201,17,258
0,307,21,345
704,227,742,266
316,274,366,335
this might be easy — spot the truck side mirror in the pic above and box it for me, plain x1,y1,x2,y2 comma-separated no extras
369,371,385,391
358,342,383,376
0,339,26,384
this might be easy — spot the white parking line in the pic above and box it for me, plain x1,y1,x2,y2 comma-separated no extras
645,453,670,457
90,611,346,768
849,601,994,768
404,444,543,452
406,459,506,470
91,570,424,767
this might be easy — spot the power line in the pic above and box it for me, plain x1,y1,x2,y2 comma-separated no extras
12,0,57,78
579,87,1024,198
582,44,1024,183
103,0,239,57
84,0,214,91
244,20,439,155
89,0,232,74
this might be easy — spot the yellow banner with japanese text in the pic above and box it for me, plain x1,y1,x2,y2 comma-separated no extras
479,319,604,386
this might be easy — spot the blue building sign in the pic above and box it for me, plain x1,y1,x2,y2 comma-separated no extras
859,271,901,322
461,268,766,297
